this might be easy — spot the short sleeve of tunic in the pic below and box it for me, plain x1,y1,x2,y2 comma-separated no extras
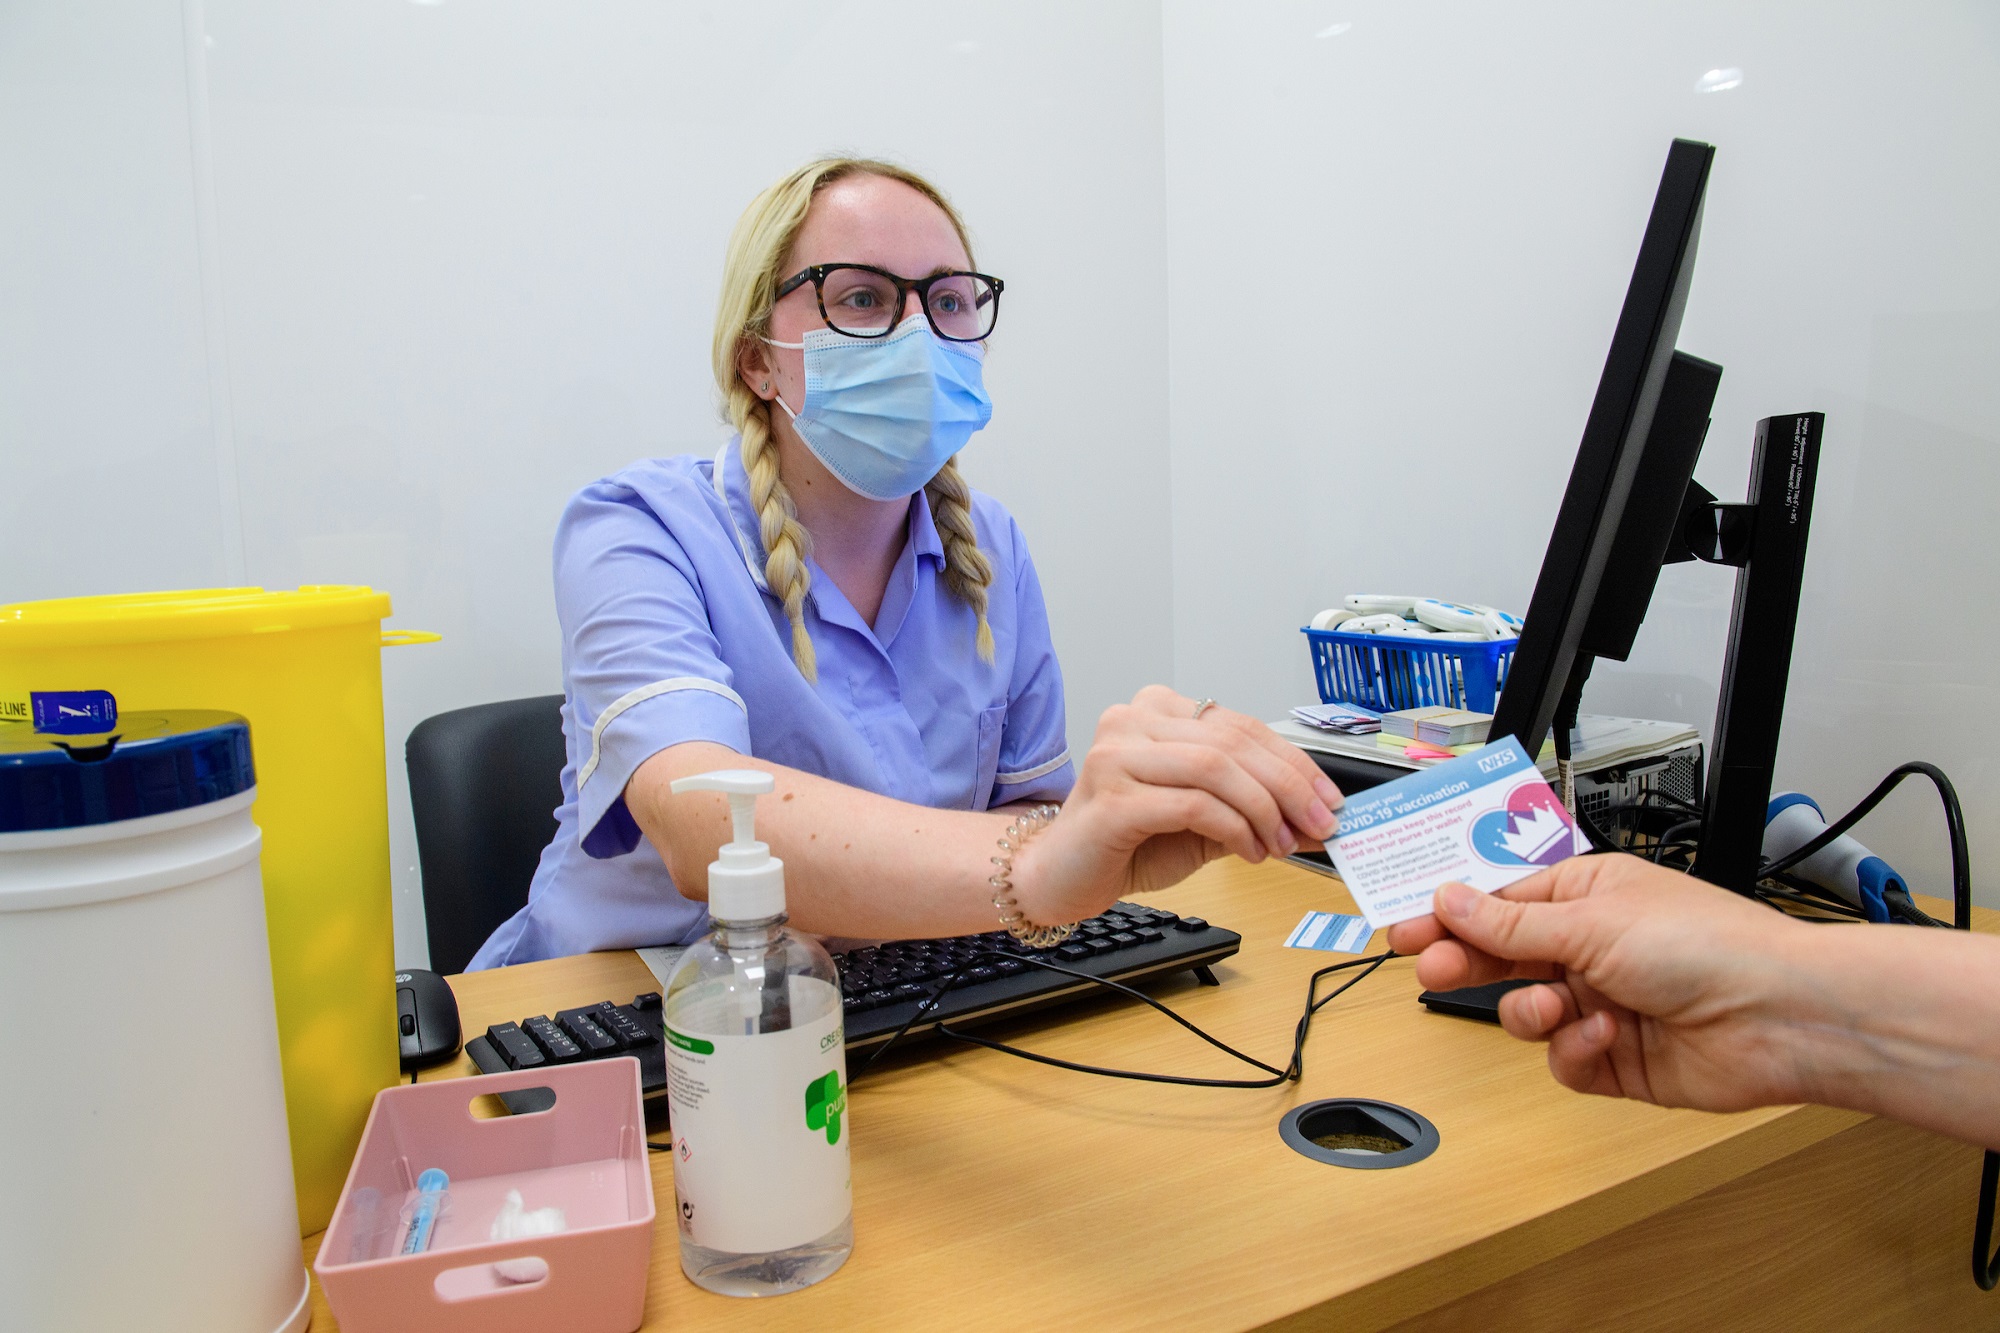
554,479,755,858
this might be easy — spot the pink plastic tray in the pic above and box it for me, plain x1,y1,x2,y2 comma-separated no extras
314,1061,655,1333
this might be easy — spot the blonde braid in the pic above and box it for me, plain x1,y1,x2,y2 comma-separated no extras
728,386,819,680
925,455,995,663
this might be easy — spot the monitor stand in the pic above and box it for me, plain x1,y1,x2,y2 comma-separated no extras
1690,412,1825,891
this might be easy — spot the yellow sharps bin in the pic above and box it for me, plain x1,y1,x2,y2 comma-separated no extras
0,587,437,1234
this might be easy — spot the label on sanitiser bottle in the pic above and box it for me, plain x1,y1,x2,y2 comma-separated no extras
664,975,851,1255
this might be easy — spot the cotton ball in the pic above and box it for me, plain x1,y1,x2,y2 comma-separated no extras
489,1188,567,1284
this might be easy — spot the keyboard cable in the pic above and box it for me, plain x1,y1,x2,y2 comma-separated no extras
850,948,1395,1087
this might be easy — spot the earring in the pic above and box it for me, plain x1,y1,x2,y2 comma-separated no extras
762,381,771,393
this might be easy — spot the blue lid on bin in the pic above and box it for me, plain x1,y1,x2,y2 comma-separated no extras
0,709,255,833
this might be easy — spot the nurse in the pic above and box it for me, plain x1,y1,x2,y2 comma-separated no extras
471,158,1340,967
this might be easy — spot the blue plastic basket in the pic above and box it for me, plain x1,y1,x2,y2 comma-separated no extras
1302,626,1518,713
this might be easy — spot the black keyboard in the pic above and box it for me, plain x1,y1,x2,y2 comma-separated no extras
465,902,1240,1111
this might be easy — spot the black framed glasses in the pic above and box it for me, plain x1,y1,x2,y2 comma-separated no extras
774,263,1003,342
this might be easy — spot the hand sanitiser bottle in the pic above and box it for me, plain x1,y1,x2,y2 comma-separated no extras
662,770,853,1296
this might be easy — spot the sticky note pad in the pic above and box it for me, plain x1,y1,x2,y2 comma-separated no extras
1284,911,1376,953
1327,737,1587,928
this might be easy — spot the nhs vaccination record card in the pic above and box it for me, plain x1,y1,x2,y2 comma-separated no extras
1327,737,1588,928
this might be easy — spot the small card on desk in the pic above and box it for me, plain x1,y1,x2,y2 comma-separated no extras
1284,911,1376,953
1327,737,1587,928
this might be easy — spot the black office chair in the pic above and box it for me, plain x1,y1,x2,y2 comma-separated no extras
406,694,567,975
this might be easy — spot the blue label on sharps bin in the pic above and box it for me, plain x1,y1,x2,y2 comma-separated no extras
31,691,119,734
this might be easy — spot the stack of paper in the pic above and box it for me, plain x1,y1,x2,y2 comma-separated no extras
1289,702,1382,735
1378,732,1482,759
1379,706,1457,740
1414,708,1493,747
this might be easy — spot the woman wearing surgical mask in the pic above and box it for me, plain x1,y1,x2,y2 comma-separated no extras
470,159,1340,967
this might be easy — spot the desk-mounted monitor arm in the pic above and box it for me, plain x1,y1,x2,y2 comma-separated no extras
1691,411,1825,891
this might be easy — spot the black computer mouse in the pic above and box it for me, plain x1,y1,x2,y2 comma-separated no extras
396,968,463,1071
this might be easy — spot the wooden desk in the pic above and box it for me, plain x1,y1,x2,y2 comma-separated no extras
302,861,1996,1330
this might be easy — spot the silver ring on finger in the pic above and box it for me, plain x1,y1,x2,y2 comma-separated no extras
1193,697,1218,720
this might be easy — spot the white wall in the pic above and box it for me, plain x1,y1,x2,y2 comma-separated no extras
1162,0,2000,902
7,2,1997,954
0,2,237,592
4,0,1171,965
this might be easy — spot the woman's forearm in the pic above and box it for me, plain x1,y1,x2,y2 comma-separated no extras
1778,922,2000,1149
626,741,1017,939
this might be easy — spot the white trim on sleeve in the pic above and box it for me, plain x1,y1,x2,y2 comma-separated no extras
994,749,1072,786
578,676,748,788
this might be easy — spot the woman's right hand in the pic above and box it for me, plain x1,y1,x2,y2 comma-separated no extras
1012,685,1342,926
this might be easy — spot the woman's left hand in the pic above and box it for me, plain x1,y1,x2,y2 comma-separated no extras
1012,685,1342,925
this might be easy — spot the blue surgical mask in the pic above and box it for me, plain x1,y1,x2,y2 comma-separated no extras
766,313,993,501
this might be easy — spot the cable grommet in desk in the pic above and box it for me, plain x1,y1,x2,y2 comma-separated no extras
1280,1098,1439,1170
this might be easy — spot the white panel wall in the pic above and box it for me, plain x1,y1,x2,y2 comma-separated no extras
5,0,1171,966
1163,0,2000,902
0,2,235,593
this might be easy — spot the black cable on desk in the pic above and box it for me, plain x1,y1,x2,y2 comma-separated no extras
850,947,1394,1088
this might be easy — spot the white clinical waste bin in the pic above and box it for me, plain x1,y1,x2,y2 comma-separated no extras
0,709,310,1333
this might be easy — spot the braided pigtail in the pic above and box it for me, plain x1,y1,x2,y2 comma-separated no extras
729,385,818,680
925,455,995,663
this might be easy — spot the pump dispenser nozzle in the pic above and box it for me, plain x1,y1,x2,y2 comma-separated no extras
670,769,785,921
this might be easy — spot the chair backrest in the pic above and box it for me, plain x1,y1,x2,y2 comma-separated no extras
406,694,567,975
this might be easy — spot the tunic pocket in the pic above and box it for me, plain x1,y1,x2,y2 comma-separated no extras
971,703,1008,810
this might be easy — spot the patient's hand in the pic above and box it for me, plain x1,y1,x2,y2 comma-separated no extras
1385,855,1809,1112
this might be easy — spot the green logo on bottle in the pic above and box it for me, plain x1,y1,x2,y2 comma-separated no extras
804,1070,846,1145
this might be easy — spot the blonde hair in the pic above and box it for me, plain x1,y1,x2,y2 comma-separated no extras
711,157,995,682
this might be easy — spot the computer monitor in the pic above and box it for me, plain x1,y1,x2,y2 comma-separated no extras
1578,350,1722,664
1484,137,1826,892
1488,138,1715,756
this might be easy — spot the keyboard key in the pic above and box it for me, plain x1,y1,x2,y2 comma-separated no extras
1137,928,1165,943
889,984,927,1002
556,1009,620,1053
1175,916,1208,932
485,1022,546,1070
966,965,999,982
1083,938,1117,956
1109,932,1141,948
630,991,662,1011
523,1015,583,1063
1056,944,1091,962
994,959,1028,976
591,1001,657,1048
